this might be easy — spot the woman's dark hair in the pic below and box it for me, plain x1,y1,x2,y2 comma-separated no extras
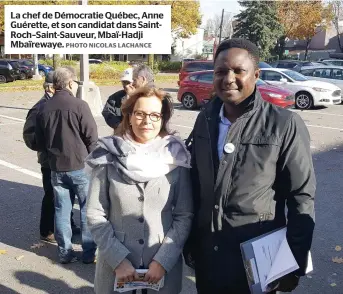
214,38,260,68
114,86,174,137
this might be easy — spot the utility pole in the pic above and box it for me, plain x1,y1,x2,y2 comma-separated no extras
219,9,224,43
78,0,89,100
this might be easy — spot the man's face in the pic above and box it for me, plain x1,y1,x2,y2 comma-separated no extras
68,79,79,97
132,75,146,89
213,48,259,105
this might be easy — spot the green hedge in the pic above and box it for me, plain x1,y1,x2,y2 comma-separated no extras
155,61,182,72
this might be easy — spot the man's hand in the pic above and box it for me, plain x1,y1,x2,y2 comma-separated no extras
269,273,299,292
144,261,166,284
114,259,139,283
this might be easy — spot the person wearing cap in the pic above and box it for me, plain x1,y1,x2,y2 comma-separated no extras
102,64,157,129
102,67,135,129
23,71,80,244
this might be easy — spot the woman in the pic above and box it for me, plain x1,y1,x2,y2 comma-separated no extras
86,87,193,294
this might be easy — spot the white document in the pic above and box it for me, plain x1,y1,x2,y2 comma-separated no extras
251,227,300,292
114,269,165,293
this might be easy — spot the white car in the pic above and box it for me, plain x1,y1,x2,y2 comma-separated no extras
260,68,342,109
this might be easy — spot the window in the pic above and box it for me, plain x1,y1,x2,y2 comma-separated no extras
262,71,284,81
277,62,297,69
185,62,214,72
301,69,315,76
0,61,7,66
189,75,198,81
331,60,343,66
283,70,308,81
332,69,343,80
197,73,213,84
312,68,331,78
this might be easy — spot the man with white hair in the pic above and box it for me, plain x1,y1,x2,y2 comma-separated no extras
102,64,155,129
35,67,98,264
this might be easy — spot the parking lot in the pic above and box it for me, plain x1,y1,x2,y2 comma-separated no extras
0,84,343,293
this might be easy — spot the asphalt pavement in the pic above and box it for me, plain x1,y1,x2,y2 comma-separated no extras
0,84,343,293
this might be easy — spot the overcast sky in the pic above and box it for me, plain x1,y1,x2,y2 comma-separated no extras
199,0,242,26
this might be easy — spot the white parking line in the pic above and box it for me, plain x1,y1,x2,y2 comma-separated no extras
0,159,41,179
293,110,343,117
306,124,343,131
0,122,23,126
171,124,193,129
0,114,25,122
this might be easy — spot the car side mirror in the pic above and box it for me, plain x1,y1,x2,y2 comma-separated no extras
280,78,288,83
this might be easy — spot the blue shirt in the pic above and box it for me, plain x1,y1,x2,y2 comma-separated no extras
218,104,232,160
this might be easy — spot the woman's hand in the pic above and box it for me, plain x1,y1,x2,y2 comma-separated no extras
144,261,166,284
114,259,139,283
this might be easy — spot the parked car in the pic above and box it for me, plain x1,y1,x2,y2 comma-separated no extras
17,59,54,77
317,59,343,67
258,61,273,68
89,59,103,64
0,59,21,82
9,59,33,79
260,68,342,109
300,65,343,97
0,66,16,83
178,60,213,85
177,70,295,110
271,60,322,72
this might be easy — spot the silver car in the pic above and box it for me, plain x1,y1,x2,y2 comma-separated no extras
300,65,343,101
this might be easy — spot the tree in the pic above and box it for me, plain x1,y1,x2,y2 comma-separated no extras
204,13,234,39
329,0,343,52
277,0,333,60
233,1,282,60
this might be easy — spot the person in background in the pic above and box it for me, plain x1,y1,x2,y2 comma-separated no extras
184,38,316,293
102,68,134,129
102,64,157,130
35,67,98,264
23,72,80,244
86,87,193,294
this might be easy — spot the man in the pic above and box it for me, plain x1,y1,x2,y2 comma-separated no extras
185,38,316,293
23,72,80,244
35,67,98,264
102,64,155,128
102,67,134,129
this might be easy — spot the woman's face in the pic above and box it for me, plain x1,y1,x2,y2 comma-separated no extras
130,96,163,144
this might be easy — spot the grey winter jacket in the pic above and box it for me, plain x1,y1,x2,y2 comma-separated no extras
86,135,193,294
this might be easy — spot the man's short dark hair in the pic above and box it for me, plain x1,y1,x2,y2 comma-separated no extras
214,38,260,68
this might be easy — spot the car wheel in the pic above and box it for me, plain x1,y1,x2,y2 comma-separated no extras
19,72,26,80
295,92,313,110
39,70,46,77
182,93,197,110
0,75,7,83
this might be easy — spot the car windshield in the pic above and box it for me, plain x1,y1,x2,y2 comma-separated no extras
283,70,308,81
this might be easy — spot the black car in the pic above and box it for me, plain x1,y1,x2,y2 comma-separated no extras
9,59,33,79
0,59,21,83
271,60,322,72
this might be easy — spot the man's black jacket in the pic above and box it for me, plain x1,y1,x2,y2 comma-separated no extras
23,93,51,168
102,89,126,129
35,89,98,172
185,89,316,292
